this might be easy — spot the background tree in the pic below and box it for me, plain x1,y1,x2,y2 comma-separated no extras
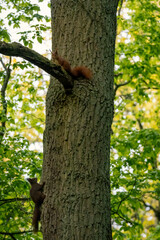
0,0,119,239
112,0,160,239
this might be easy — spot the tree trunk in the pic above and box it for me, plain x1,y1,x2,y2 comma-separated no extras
42,0,119,239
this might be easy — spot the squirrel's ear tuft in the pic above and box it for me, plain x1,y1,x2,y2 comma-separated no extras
27,178,32,185
53,50,58,57
27,178,37,183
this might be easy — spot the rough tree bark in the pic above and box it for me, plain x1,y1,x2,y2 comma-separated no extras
42,0,119,239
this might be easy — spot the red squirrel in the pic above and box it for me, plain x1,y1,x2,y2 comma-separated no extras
27,178,45,232
52,50,92,80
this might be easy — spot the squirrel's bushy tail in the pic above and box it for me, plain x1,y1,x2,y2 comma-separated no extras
71,66,92,79
52,50,92,80
32,204,41,232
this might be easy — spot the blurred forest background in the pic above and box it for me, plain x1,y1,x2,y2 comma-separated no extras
0,0,159,239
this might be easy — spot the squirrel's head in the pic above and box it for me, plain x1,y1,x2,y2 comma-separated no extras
52,49,58,58
27,178,37,185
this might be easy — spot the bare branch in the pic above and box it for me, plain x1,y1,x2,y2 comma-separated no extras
0,197,30,207
0,57,11,138
0,41,74,90
114,79,132,98
114,72,123,77
137,118,143,130
118,0,124,16
140,199,157,212
113,211,134,225
0,57,7,70
0,230,33,238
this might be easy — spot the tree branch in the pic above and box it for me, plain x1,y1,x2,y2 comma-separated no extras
136,118,143,130
0,41,74,90
0,197,30,207
0,230,33,238
118,0,124,16
0,57,11,139
114,79,132,98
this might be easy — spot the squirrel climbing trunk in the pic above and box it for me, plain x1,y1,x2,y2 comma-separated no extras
27,178,45,232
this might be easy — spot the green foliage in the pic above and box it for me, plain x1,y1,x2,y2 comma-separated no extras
115,0,160,95
0,1,50,239
0,133,43,239
111,129,160,239
6,70,46,136
0,62,46,239
0,27,11,42
112,0,160,239
0,0,50,47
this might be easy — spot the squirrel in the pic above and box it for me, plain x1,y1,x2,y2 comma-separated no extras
27,178,45,232
52,50,92,80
